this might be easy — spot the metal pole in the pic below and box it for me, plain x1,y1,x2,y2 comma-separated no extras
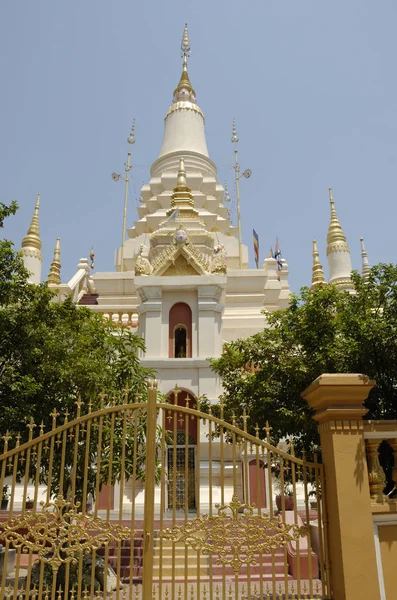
142,380,158,599
234,147,243,269
120,152,131,272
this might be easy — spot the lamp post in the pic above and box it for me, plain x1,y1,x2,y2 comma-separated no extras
231,119,251,269
112,121,135,272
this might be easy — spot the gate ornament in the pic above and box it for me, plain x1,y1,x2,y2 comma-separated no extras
158,493,307,574
0,494,132,572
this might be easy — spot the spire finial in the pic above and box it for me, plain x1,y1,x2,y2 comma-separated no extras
173,24,195,102
127,120,135,145
327,187,346,245
47,237,61,285
311,239,326,289
181,23,191,69
231,119,239,144
360,236,371,278
22,193,42,250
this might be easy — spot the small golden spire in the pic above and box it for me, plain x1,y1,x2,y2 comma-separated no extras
173,23,196,101
360,236,371,278
22,193,42,250
327,187,346,245
47,237,61,285
311,239,326,289
167,158,197,218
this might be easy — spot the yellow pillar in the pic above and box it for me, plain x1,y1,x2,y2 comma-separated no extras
301,374,380,600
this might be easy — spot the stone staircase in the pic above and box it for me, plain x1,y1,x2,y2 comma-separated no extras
152,537,209,581
96,537,143,584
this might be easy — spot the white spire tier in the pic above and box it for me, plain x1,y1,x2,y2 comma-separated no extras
21,193,43,284
326,188,353,290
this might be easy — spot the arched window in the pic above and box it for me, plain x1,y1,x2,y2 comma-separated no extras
169,303,192,358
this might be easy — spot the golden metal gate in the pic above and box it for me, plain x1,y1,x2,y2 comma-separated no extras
0,382,332,599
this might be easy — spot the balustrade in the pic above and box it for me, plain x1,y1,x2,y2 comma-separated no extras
364,423,397,503
90,307,139,328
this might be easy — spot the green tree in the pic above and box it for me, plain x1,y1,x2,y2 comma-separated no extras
210,265,397,455
0,202,155,497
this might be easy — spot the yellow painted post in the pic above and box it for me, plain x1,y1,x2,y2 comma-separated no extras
302,374,380,600
142,380,158,599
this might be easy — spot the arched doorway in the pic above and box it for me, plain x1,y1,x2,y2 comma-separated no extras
166,389,197,510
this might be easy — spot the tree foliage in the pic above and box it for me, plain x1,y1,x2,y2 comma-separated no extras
210,265,397,454
0,202,155,497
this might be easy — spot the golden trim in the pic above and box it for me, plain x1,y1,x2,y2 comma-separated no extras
158,493,307,575
0,494,132,573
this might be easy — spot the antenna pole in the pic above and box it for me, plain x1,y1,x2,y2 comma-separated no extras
232,120,243,269
120,151,131,272
118,121,135,273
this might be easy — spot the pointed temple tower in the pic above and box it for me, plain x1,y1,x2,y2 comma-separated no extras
47,238,61,286
326,188,353,291
93,24,292,401
311,239,326,290
360,236,371,278
20,194,42,284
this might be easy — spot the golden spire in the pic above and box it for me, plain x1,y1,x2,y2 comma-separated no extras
326,188,346,245
311,239,326,289
173,24,196,101
167,158,197,217
22,193,42,250
47,238,61,285
360,236,371,278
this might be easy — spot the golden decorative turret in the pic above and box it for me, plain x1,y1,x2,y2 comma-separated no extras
326,188,346,246
47,238,61,285
22,193,41,251
167,158,198,218
311,239,326,289
173,24,196,103
360,236,371,278
325,187,353,290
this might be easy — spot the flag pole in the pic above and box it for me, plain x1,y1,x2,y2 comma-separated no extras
232,120,243,270
120,122,135,272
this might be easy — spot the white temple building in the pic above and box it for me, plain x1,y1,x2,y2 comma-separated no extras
19,25,370,512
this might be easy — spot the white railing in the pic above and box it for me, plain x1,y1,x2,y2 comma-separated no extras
89,306,139,328
49,258,93,303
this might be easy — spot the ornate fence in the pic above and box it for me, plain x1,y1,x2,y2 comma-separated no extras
0,382,330,599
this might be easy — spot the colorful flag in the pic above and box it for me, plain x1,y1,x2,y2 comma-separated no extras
268,247,273,258
273,238,283,271
89,247,95,270
253,229,259,268
168,208,180,221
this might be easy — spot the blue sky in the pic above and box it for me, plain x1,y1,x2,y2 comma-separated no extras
1,0,396,293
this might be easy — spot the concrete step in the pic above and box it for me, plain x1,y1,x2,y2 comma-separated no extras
152,566,209,578
211,561,286,576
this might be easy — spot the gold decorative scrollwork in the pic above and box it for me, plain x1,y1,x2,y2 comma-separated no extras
158,493,307,574
0,494,133,573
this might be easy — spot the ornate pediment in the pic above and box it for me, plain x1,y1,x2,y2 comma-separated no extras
162,254,201,276
134,228,227,277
